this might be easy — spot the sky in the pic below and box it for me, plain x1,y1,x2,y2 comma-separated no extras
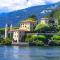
0,0,60,12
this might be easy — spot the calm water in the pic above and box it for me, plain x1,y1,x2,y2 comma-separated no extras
0,46,60,60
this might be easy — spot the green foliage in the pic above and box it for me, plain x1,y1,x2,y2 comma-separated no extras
48,8,60,25
37,35,46,41
45,8,60,32
52,35,60,40
57,31,60,34
51,35,60,44
25,34,46,43
31,35,46,45
34,40,43,46
1,38,12,45
25,34,45,46
27,17,36,21
31,35,46,41
29,15,37,20
25,34,33,42
18,15,36,25
35,21,49,31
31,35,37,40
0,28,5,34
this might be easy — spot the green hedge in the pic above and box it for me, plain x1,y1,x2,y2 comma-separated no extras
52,35,60,40
25,34,46,42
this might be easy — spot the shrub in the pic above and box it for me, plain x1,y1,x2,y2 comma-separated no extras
25,35,33,42
52,35,60,40
35,21,49,31
37,35,46,41
34,40,43,46
1,38,12,45
51,35,60,44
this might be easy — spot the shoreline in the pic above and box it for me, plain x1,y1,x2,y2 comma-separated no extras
0,43,60,47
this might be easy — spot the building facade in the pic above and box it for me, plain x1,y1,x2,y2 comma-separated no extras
40,18,49,24
12,30,25,44
19,20,36,31
12,19,37,44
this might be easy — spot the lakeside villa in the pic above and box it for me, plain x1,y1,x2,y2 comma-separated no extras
4,17,55,45
4,18,37,44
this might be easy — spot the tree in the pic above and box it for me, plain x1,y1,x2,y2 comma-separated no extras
29,15,37,20
25,34,33,42
35,20,49,31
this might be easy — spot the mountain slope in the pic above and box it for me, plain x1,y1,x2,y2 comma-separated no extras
0,2,60,27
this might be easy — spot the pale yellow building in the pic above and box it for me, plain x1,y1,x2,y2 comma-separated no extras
12,18,37,44
19,18,37,31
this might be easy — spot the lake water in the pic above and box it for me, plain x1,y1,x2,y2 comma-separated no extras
0,46,60,60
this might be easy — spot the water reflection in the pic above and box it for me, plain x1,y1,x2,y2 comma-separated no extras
0,46,60,60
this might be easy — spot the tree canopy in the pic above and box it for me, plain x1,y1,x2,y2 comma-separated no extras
35,20,49,31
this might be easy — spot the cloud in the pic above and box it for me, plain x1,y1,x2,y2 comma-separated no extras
0,0,60,12
27,0,45,7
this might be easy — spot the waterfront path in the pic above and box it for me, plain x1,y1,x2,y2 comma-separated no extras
26,33,60,35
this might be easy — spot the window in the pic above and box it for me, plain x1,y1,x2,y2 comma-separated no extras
23,26,24,27
20,32,21,33
20,35,21,37
14,35,16,37
25,26,26,27
22,24,24,25
20,24,22,26
33,24,34,26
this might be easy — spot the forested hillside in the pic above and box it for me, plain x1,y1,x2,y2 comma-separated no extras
48,8,60,25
